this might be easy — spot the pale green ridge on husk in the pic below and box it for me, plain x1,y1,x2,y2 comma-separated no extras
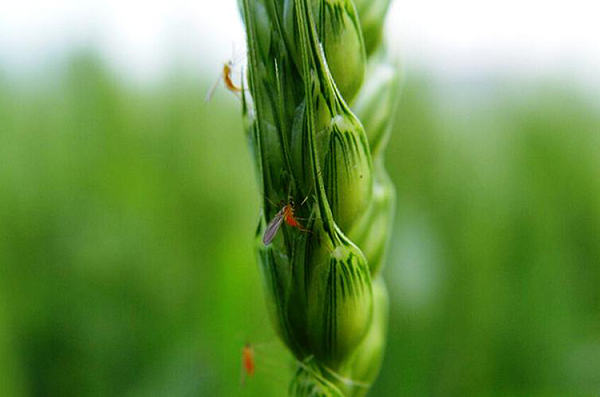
238,0,401,395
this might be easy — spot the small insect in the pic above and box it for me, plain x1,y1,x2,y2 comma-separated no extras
205,60,243,103
241,342,255,382
263,197,310,245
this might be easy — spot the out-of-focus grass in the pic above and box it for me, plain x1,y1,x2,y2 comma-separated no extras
0,54,599,396
374,78,600,396
0,53,289,397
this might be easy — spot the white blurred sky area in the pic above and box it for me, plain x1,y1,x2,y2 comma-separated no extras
1,0,600,89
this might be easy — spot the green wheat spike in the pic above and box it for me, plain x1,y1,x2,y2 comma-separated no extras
238,0,401,395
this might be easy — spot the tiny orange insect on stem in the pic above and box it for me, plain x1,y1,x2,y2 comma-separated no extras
263,197,311,245
241,342,255,383
223,62,243,93
205,60,243,103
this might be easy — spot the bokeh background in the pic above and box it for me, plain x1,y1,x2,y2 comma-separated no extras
1,1,600,396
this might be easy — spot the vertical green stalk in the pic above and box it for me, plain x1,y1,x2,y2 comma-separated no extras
238,0,401,395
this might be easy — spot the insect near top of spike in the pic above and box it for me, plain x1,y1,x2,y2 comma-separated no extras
205,60,243,103
262,197,311,246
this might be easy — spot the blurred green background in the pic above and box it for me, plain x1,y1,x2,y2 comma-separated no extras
1,50,599,396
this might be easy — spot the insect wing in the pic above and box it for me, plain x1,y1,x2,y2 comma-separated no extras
204,73,222,103
263,209,285,245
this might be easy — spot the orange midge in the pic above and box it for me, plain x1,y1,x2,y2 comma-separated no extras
205,60,242,102
242,342,255,378
263,198,310,245
222,61,242,93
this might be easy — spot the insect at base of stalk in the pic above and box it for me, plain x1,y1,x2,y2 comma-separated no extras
239,340,291,389
241,342,256,383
